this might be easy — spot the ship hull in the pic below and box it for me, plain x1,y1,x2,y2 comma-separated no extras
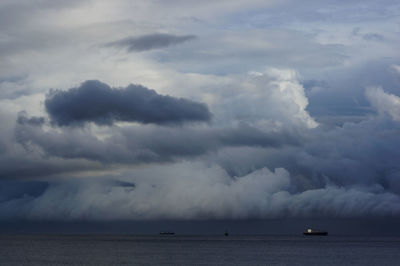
303,232,328,236
159,232,175,235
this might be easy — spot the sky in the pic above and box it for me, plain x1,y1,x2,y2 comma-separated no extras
1,0,400,234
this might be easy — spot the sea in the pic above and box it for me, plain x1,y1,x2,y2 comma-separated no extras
0,234,399,265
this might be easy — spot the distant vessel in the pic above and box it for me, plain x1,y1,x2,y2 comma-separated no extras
159,232,175,235
303,229,328,236
224,231,229,237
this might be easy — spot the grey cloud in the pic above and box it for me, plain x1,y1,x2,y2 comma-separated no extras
1,164,400,221
106,33,196,52
306,59,400,125
14,116,299,167
0,75,31,99
0,180,48,203
0,0,87,31
233,0,400,27
362,33,385,41
351,27,385,42
0,127,103,179
17,111,45,126
218,123,300,147
155,29,349,75
0,150,103,180
0,109,103,180
211,109,400,195
45,80,211,126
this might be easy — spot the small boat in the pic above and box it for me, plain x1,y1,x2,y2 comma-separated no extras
224,231,229,237
303,228,328,236
159,232,175,235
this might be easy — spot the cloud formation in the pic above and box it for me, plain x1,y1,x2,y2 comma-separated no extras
1,76,398,220
366,86,400,121
106,33,196,52
45,80,211,126
1,0,400,224
14,116,299,166
1,163,400,221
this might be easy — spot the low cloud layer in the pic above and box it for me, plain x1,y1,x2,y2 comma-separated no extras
106,33,196,52
45,80,211,126
1,163,400,221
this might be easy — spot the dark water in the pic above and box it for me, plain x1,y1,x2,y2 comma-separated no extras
0,235,399,265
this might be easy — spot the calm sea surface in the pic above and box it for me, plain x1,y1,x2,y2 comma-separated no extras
0,234,399,265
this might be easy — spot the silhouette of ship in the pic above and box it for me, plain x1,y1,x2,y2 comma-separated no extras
159,231,175,235
303,229,328,236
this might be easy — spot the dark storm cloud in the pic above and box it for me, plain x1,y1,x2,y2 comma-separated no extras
0,110,102,180
14,115,299,167
106,33,196,52
45,80,211,126
0,180,48,203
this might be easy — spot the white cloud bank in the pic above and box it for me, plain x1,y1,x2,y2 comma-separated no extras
2,162,400,220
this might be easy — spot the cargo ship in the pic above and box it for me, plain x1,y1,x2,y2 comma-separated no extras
303,229,328,236
159,231,175,235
